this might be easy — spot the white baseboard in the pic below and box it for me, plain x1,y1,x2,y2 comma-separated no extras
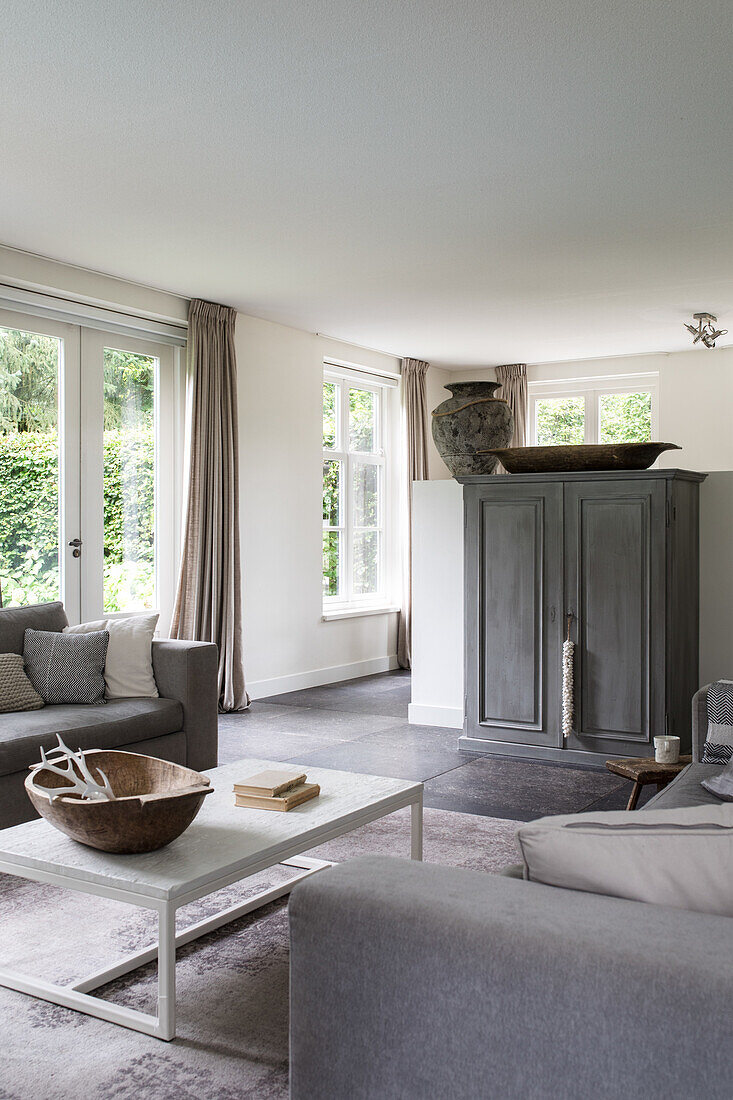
248,654,400,700
408,702,464,729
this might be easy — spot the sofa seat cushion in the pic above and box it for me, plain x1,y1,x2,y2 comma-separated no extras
642,762,724,811
0,697,183,777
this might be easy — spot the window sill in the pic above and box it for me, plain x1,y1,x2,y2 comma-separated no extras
322,604,401,622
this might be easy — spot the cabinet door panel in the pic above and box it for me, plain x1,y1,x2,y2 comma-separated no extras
564,481,665,752
465,483,562,747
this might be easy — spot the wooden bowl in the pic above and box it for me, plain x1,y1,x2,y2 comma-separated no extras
478,442,681,474
25,750,213,854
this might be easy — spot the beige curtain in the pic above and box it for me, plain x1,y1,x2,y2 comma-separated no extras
397,358,430,670
495,363,528,446
171,299,249,712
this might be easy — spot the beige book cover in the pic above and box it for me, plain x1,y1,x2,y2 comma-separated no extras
233,769,307,798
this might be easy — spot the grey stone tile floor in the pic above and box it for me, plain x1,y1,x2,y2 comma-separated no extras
218,670,653,821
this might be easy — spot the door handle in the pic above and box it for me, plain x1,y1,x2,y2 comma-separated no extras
68,538,82,558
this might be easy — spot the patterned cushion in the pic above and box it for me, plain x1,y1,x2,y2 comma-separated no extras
0,653,44,713
23,628,109,705
703,680,733,764
701,760,733,802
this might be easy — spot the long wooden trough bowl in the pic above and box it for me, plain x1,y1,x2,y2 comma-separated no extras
25,750,213,854
478,441,681,474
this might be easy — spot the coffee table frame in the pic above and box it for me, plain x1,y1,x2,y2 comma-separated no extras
0,784,423,1040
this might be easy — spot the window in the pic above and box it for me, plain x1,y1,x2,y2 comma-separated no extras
529,375,658,446
322,365,396,610
0,307,181,629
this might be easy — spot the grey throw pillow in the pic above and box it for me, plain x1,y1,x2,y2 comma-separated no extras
701,762,733,802
23,628,109,705
0,652,45,713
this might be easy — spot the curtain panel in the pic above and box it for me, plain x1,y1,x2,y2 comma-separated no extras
397,358,430,670
495,363,528,447
171,299,249,712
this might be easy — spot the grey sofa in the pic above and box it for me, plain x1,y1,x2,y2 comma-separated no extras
0,602,218,829
289,688,730,1100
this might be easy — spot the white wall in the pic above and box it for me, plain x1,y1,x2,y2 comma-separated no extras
409,480,464,728
236,316,402,697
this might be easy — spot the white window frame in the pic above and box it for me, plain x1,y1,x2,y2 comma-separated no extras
322,363,398,616
528,373,659,446
0,306,184,632
80,329,182,630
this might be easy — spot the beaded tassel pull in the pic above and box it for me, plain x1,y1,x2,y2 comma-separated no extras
562,614,575,740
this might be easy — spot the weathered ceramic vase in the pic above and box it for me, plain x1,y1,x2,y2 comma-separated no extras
431,381,514,476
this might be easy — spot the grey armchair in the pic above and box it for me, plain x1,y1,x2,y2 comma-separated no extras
289,686,731,1099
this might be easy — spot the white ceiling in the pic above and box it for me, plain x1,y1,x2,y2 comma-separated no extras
2,0,733,367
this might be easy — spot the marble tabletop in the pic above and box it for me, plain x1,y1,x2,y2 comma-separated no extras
0,759,421,903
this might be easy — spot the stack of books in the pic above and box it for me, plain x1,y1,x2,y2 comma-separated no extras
233,769,320,811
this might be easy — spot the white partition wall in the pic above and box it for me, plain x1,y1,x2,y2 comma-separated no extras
408,480,464,728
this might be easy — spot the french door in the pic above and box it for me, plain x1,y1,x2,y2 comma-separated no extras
0,308,181,631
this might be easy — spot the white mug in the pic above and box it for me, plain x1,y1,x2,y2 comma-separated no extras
654,735,681,764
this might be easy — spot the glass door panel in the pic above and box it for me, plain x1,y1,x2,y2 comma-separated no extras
0,310,80,618
81,329,178,631
103,347,157,612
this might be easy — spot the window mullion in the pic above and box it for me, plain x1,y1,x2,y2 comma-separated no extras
587,388,598,444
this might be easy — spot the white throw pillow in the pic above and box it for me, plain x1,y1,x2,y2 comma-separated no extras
517,803,733,917
65,614,159,699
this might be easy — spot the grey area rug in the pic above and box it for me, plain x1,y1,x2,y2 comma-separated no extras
0,808,520,1099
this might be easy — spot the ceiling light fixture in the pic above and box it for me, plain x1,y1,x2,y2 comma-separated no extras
684,312,728,349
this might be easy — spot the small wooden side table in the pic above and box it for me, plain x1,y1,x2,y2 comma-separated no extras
605,755,693,811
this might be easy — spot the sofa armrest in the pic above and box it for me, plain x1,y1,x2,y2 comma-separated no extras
692,684,710,762
152,639,218,771
289,856,733,1100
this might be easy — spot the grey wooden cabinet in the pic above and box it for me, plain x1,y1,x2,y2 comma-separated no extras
460,470,705,764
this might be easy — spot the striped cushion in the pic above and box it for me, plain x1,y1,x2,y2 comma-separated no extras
703,680,733,764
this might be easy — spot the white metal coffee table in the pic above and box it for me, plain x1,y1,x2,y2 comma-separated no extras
0,758,423,1040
